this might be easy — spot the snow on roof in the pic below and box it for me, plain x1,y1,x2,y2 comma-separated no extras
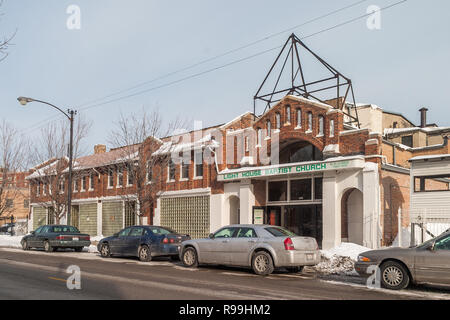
384,126,450,136
409,154,450,162
152,133,220,156
219,111,254,129
26,159,65,180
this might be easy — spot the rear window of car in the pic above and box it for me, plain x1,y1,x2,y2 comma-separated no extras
149,227,175,235
52,226,80,233
265,227,297,237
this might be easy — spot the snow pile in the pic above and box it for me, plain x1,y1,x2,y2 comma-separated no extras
313,242,371,275
86,244,99,253
0,235,23,248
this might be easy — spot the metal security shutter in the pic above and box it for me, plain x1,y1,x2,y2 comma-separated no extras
160,195,210,239
33,207,47,230
102,201,123,236
79,203,97,236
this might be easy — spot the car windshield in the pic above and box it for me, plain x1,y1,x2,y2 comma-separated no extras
51,226,80,233
150,227,175,235
265,227,297,237
416,231,450,249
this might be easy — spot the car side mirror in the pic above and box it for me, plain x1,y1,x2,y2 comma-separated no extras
208,233,214,239
427,242,436,251
30,231,35,235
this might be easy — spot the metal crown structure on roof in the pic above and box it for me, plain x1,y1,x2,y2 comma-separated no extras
253,33,360,128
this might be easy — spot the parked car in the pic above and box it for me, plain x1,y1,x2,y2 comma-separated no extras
180,224,321,275
355,230,450,290
97,225,190,262
21,225,91,252
0,223,15,235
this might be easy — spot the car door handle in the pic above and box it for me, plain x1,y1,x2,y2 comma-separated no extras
248,240,256,243
222,240,230,243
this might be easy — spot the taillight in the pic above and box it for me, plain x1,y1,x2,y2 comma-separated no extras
284,237,295,250
169,238,175,243
56,235,63,240
82,236,90,241
162,237,169,244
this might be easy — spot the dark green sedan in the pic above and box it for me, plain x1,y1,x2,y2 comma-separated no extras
21,225,91,252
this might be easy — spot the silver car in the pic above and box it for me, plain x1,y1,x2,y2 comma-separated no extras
355,230,450,290
179,224,320,275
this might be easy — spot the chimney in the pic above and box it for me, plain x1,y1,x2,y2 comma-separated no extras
94,144,106,154
419,107,428,128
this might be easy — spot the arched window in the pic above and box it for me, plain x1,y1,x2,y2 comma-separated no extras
307,112,313,131
330,119,335,137
296,109,302,128
275,113,281,129
266,120,271,137
318,116,324,136
286,105,291,123
257,128,262,146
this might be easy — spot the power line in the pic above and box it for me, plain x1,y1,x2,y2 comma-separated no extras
75,0,370,109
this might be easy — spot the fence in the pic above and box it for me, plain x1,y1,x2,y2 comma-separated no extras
410,208,450,246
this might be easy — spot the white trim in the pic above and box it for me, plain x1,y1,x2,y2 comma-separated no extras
158,187,211,198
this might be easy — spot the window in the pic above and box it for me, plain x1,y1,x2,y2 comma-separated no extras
245,136,249,153
296,109,302,128
59,178,65,193
74,179,79,192
130,227,144,236
81,176,87,191
314,177,323,200
117,167,124,187
89,174,94,190
146,161,153,182
330,119,335,137
23,199,29,208
286,105,291,123
266,120,271,137
194,151,203,178
168,159,176,181
318,116,324,136
401,135,413,148
435,234,450,251
36,182,40,197
6,199,13,208
181,158,190,180
275,113,281,129
265,227,297,237
127,164,134,185
118,227,131,237
414,175,450,192
236,227,258,238
43,183,47,195
268,181,287,202
214,227,237,238
307,112,313,131
257,128,262,146
290,179,312,201
108,169,114,188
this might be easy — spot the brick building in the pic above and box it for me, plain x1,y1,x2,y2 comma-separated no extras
0,170,29,227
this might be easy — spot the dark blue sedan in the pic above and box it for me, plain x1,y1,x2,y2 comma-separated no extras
97,225,190,262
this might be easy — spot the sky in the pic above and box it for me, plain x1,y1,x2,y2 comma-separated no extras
1,0,449,156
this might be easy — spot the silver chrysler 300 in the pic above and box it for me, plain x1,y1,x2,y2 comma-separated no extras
355,230,450,290
179,224,321,275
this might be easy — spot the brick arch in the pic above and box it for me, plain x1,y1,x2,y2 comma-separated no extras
278,130,325,151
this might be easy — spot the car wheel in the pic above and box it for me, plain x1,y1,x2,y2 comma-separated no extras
100,243,111,258
286,266,304,273
138,245,152,262
22,240,30,251
44,241,54,253
252,251,274,276
380,261,410,290
182,247,198,268
74,247,83,252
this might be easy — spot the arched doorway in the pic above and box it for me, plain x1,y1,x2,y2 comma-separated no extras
341,188,363,245
229,196,240,225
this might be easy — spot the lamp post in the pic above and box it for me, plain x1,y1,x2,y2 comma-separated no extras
17,97,76,225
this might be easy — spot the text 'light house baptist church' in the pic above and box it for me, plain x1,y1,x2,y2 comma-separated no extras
28,34,450,249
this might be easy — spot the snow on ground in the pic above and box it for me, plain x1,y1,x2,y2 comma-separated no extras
0,235,22,248
313,242,371,275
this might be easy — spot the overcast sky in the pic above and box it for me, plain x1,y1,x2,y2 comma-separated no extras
1,0,449,155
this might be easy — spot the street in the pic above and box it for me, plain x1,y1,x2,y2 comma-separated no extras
1,248,449,300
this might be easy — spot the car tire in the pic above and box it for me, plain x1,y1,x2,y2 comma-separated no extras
252,251,274,276
286,266,304,273
100,243,111,258
74,247,83,252
182,247,198,268
22,240,30,251
380,260,410,290
138,245,152,262
44,241,54,253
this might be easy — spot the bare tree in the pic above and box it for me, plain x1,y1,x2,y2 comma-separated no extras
28,114,91,223
108,108,188,225
0,120,27,218
0,0,16,62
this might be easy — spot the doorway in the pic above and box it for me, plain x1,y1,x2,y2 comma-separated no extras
71,205,80,228
229,196,240,224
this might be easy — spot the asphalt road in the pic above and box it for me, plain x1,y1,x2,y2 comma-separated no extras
1,247,449,300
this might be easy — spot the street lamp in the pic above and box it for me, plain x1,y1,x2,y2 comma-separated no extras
17,96,76,225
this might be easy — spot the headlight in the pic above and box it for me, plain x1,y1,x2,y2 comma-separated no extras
357,255,371,262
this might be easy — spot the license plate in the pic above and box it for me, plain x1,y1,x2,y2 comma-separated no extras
306,254,313,260
73,237,79,241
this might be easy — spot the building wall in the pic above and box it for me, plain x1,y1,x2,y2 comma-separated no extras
79,203,98,236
